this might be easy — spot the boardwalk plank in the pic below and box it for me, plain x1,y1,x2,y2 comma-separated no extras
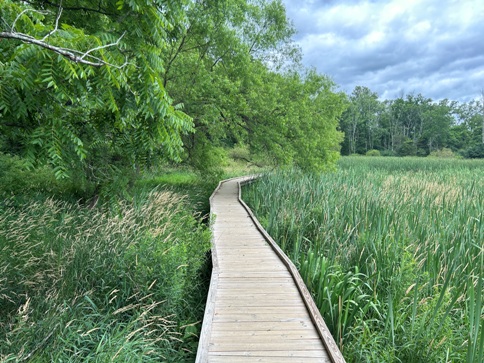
210,321,315,331
210,329,320,339
208,340,325,351
208,357,325,363
208,349,328,358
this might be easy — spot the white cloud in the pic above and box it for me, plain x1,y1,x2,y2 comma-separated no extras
282,0,484,101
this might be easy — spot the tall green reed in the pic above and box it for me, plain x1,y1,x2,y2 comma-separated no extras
243,157,484,362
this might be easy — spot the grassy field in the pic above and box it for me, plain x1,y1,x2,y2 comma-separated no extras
0,155,217,362
243,157,484,363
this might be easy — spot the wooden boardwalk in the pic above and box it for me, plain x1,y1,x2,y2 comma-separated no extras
196,177,345,363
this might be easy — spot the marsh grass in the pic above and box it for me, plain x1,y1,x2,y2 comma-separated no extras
243,157,484,362
0,189,211,362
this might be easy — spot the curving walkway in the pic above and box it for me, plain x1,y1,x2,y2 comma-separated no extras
196,177,345,363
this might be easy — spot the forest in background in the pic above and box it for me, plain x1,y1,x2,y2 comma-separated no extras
340,86,484,158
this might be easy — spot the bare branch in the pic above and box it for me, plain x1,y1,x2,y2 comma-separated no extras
41,0,63,41
0,31,127,68
1,2,129,68
80,31,126,61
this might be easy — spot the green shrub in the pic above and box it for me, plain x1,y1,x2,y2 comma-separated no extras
228,144,251,161
188,138,226,179
0,153,88,201
462,143,484,158
0,153,50,195
398,138,417,156
417,148,428,157
428,147,456,158
366,149,381,157
381,149,397,157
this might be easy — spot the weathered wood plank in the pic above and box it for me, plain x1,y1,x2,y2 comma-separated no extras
216,282,297,290
208,356,327,363
210,349,330,363
213,300,304,308
217,271,292,278
210,320,315,331
209,329,320,339
208,339,326,351
212,313,314,323
215,277,294,283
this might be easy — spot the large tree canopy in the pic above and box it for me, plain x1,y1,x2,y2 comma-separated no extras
1,0,193,180
162,0,346,172
1,0,348,185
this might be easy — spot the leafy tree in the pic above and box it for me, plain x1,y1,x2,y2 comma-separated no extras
2,0,351,183
455,98,484,157
243,67,346,170
162,0,344,171
339,87,484,158
398,138,417,156
0,0,193,184
420,99,455,153
340,86,380,154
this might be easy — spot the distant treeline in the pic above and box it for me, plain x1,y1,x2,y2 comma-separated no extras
340,86,484,158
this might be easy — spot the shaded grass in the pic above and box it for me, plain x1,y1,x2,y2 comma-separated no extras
135,167,218,219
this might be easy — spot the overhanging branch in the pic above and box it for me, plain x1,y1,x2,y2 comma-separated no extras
1,2,128,68
0,31,127,68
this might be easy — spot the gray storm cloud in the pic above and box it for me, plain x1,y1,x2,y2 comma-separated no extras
282,0,484,101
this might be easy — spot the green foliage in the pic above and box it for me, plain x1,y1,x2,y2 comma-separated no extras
428,147,457,158
381,149,397,157
186,134,227,179
366,149,381,156
462,143,484,159
0,152,91,201
398,138,417,156
231,68,346,171
229,143,251,162
162,0,345,172
0,152,45,194
1,0,347,181
340,86,380,155
301,253,375,348
135,167,219,218
0,186,211,361
1,0,193,182
340,87,484,159
243,157,484,362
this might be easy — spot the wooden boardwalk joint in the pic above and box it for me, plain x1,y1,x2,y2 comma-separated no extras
196,177,345,363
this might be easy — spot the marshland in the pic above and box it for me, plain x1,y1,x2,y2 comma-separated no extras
243,156,484,363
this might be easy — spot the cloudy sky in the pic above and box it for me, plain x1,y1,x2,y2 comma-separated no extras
282,0,484,102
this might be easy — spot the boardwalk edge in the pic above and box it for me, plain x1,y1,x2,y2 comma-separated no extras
196,176,255,362
238,177,347,363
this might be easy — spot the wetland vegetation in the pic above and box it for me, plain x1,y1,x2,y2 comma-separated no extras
243,157,484,362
